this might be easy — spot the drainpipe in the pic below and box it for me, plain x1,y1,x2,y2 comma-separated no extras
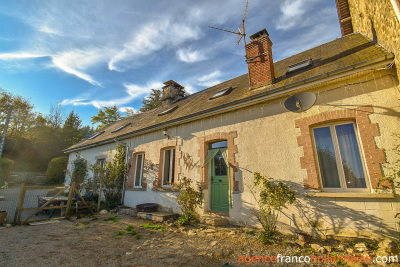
114,138,130,205
390,0,400,23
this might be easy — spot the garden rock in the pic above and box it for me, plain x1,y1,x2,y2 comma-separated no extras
323,245,332,252
311,244,326,254
354,243,367,252
99,210,108,215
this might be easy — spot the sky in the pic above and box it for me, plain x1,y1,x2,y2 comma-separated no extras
0,0,341,126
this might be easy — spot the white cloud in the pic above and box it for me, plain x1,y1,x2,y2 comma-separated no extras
276,0,317,30
197,70,222,87
108,20,200,71
176,48,207,63
0,52,47,60
119,106,137,113
61,82,162,109
51,49,109,86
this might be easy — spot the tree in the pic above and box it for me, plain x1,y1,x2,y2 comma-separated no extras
91,105,121,130
139,89,162,112
62,111,84,148
47,103,65,129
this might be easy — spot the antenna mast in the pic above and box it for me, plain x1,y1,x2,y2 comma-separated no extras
209,0,248,46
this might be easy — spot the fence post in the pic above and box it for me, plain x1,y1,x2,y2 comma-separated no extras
97,180,102,212
65,182,75,218
13,183,26,225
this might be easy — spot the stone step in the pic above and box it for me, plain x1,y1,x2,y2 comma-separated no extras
201,214,230,226
137,211,175,222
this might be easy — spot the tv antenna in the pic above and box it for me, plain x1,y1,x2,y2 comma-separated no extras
209,0,248,46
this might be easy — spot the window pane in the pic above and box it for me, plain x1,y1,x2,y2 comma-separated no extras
335,124,366,188
210,141,227,149
163,150,171,185
134,154,143,187
171,149,175,184
214,153,227,175
314,127,341,188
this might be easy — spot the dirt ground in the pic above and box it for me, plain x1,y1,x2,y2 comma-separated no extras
0,213,394,267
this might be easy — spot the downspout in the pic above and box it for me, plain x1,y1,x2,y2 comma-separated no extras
390,0,400,23
114,138,130,205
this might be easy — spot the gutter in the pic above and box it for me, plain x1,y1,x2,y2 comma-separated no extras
64,54,394,154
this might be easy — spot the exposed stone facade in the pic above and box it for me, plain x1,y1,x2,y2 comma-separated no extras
347,0,400,84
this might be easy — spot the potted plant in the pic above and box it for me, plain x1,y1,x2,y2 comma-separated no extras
0,210,7,226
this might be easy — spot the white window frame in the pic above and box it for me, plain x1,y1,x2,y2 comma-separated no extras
162,148,175,187
134,153,145,188
311,121,370,192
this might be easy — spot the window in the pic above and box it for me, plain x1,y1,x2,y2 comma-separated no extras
312,122,367,190
158,106,178,116
111,123,131,133
287,59,312,73
162,148,175,187
209,87,234,100
88,131,105,140
97,159,105,168
134,153,145,188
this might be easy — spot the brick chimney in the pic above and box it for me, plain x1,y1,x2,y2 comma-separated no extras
245,29,275,89
161,80,185,106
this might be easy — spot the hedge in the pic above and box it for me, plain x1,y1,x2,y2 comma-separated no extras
46,156,69,185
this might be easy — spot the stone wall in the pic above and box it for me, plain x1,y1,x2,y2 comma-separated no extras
347,0,400,85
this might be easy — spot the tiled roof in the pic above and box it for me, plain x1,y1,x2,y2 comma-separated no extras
65,33,393,152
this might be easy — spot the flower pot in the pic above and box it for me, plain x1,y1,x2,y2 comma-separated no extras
0,211,7,226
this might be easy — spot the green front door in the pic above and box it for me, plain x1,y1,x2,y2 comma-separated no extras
211,152,229,212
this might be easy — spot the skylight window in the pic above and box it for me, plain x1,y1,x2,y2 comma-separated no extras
111,123,131,133
88,131,105,140
287,59,312,73
209,87,234,100
158,106,178,116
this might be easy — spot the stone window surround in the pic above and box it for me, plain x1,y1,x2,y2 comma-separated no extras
295,106,386,191
197,131,239,191
126,151,147,190
154,139,182,190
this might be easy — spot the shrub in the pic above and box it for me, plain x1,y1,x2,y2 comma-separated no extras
90,144,129,209
71,155,88,190
174,176,203,225
0,158,14,186
250,172,296,243
46,156,68,184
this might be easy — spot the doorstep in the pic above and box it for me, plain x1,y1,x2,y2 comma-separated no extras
137,212,175,222
0,196,4,201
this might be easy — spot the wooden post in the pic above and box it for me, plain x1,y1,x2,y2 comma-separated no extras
13,183,26,225
65,182,75,218
97,180,102,212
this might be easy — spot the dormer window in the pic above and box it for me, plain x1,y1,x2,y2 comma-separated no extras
209,87,234,100
111,123,131,133
88,131,105,140
158,106,178,116
287,59,312,73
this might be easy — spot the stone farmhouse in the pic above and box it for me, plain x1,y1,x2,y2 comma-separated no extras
65,0,400,238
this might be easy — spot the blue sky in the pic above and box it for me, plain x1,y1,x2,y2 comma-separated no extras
0,0,341,126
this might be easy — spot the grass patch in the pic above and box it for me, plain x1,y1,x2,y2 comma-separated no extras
126,225,134,231
128,230,137,235
104,216,119,222
136,234,141,240
117,231,125,236
141,222,164,231
81,222,90,226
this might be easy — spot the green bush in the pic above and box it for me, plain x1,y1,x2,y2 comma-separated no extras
46,156,68,184
0,158,14,186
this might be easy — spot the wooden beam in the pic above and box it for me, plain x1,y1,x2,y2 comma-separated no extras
65,182,75,218
74,187,94,215
13,183,26,225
